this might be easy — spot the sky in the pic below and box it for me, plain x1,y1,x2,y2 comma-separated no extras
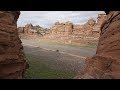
17,11,105,28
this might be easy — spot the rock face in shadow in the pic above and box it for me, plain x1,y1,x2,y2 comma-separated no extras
0,11,27,79
75,11,120,79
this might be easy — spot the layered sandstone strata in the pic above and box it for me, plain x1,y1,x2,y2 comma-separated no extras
75,11,120,79
18,14,106,45
0,11,27,79
18,24,47,39
43,14,106,45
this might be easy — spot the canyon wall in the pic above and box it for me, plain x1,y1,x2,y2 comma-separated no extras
75,11,120,79
18,14,106,46
0,11,27,79
43,14,106,45
18,24,47,39
2,11,119,79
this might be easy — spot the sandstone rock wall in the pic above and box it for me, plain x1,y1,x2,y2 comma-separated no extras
43,15,106,45
0,11,27,79
43,21,73,43
72,25,83,35
18,24,47,39
18,13,106,46
75,11,120,79
24,23,34,34
82,19,96,36
18,27,24,33
93,14,106,34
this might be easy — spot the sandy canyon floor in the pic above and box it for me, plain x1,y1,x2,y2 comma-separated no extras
22,39,96,79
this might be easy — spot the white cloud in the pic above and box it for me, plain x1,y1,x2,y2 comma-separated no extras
17,11,105,28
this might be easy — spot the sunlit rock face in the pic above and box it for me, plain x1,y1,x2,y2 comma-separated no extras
18,14,106,45
0,11,27,79
75,11,120,79
43,15,106,45
18,24,47,39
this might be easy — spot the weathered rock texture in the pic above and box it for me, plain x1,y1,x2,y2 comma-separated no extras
18,24,47,39
43,14,106,45
75,11,120,79
0,11,27,79
18,14,106,45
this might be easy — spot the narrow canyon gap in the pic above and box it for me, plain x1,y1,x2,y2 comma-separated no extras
0,11,120,79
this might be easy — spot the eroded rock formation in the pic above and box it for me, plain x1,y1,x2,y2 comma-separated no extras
82,19,96,36
43,21,73,43
18,24,47,39
24,24,34,34
75,11,120,79
43,14,106,45
0,11,27,79
18,14,106,45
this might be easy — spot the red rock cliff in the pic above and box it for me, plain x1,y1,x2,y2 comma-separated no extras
75,11,120,79
0,11,27,79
